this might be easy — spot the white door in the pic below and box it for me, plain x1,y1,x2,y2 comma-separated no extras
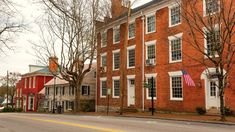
206,80,220,109
128,79,135,106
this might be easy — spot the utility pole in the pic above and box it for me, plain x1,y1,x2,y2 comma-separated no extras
6,71,9,108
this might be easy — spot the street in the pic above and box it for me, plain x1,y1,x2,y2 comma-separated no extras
0,113,234,132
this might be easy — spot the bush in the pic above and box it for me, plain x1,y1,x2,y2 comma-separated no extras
196,107,206,115
15,108,23,112
224,107,233,116
2,107,15,112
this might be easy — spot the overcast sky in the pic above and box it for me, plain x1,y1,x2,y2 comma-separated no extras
0,0,151,76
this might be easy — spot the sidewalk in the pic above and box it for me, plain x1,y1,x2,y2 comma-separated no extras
77,112,235,125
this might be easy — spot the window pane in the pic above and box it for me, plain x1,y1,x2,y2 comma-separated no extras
147,45,156,59
114,52,120,69
171,77,182,98
102,81,107,96
147,16,155,32
102,55,107,66
210,81,216,97
114,28,120,43
102,32,107,47
206,0,219,14
114,80,120,97
171,6,181,25
206,30,220,56
129,23,135,38
128,49,135,67
171,38,182,61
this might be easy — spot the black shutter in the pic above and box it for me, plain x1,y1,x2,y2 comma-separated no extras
88,86,90,95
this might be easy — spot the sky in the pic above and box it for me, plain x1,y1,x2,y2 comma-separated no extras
0,0,151,77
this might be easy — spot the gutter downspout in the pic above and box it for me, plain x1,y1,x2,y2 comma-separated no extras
141,11,145,112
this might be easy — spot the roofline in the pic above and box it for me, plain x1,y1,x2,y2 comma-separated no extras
97,0,172,31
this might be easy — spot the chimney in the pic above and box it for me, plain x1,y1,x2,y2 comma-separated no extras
49,56,58,74
111,0,128,19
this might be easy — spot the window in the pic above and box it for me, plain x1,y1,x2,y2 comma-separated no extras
205,30,220,56
204,0,219,16
82,85,90,96
210,81,216,97
113,26,120,43
45,87,50,95
112,77,120,98
146,15,156,33
113,50,120,70
24,78,27,88
55,87,58,95
29,77,32,88
68,101,74,110
168,71,183,100
69,85,74,95
101,31,107,47
100,78,107,98
101,53,107,67
168,33,183,63
145,74,157,100
146,42,156,60
93,71,96,78
33,77,36,88
128,23,135,39
169,5,181,27
127,46,135,68
61,86,65,95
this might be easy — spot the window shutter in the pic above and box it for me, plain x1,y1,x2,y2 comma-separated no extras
88,86,90,95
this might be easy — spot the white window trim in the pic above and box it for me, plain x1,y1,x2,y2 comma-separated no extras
101,30,107,48
112,49,120,71
168,71,183,101
127,75,135,79
168,33,183,63
100,77,107,98
146,12,156,34
113,26,120,44
100,52,107,67
127,45,136,69
203,0,220,17
128,21,135,40
168,2,181,27
112,76,120,98
203,24,220,58
145,40,157,61
145,73,157,100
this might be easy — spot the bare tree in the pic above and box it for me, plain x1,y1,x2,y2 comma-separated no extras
175,0,235,121
0,72,21,107
33,0,109,112
0,0,25,54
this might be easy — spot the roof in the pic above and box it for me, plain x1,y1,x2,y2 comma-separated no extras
44,63,96,86
22,67,53,77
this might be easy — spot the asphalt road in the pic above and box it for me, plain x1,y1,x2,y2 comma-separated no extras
0,113,234,132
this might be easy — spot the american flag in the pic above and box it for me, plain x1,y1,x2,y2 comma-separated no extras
182,70,196,87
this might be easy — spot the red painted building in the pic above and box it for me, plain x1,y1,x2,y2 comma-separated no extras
96,0,235,113
15,65,53,112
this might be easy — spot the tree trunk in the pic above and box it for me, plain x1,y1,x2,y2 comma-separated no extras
219,76,226,121
74,80,82,113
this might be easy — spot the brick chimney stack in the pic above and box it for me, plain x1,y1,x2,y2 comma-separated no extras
111,0,128,19
49,56,58,74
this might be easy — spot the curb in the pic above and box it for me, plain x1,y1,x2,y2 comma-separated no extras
114,115,235,126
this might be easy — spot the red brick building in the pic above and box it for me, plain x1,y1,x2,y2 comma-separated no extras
15,65,53,112
96,0,235,113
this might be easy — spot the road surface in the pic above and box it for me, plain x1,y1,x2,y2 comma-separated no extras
0,113,234,132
